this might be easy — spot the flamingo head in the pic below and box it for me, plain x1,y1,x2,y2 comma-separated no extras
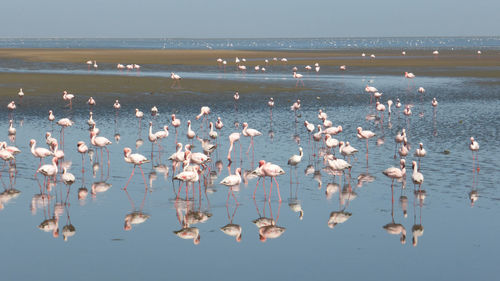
194,234,200,245
124,221,132,231
187,120,191,125
338,126,343,132
77,141,84,147
259,234,267,242
123,147,131,156
258,160,266,167
236,233,242,242
470,137,475,142
49,110,53,114
171,114,175,120
63,91,67,95
412,161,417,170
29,139,35,147
357,127,362,133
419,143,423,148
149,121,153,126
242,122,248,128
400,159,406,168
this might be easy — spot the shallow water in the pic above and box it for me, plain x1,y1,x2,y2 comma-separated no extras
1,37,500,50
1,64,500,281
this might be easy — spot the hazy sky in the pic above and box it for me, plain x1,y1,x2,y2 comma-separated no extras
2,0,498,38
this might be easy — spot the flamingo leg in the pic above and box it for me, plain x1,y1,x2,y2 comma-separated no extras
139,165,148,190
123,166,136,190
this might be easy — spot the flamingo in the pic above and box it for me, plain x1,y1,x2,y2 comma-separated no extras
383,159,406,180
323,125,342,136
18,88,24,101
93,61,98,70
242,122,262,154
151,106,158,117
126,64,134,71
57,118,74,147
87,97,96,108
357,127,376,154
268,97,274,118
86,60,92,70
135,109,144,127
292,71,304,87
259,160,285,202
62,91,74,108
470,137,480,171
288,147,303,183
339,141,358,161
405,72,415,79
117,64,125,71
411,161,424,188
414,143,426,167
431,98,438,107
325,155,352,171
171,114,181,142
30,139,53,167
87,112,95,127
133,64,141,72
186,120,196,141
196,106,211,129
365,85,378,104
122,147,150,190
402,51,407,56
8,120,16,135
169,143,185,163
291,99,301,121
90,131,112,165
37,157,58,183
173,227,200,245
315,62,320,73
1,142,20,156
61,168,75,186
318,109,328,121
50,141,65,160
418,87,425,93
216,117,223,130
339,65,346,71
77,141,88,171
227,132,241,162
220,168,242,204
325,135,339,152
171,72,181,87
376,101,386,123
209,122,218,140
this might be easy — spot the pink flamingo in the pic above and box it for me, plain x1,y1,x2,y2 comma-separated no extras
57,118,74,148
357,127,376,154
234,91,240,111
186,120,196,142
90,131,112,165
37,157,58,185
30,139,53,168
62,91,74,108
123,147,150,190
87,97,96,109
470,137,480,172
220,168,242,205
171,72,181,87
196,106,211,130
292,71,304,87
171,114,181,143
151,106,158,118
291,99,301,121
268,97,274,119
135,108,144,128
260,160,286,202
227,132,241,162
242,122,262,154
77,141,88,172
376,101,386,123
365,85,378,104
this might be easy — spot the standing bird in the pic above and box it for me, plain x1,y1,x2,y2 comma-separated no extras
93,61,98,70
122,147,150,190
171,114,181,143
291,99,301,121
431,98,438,108
242,122,262,154
418,87,425,93
37,157,58,183
209,122,218,140
383,159,406,180
77,141,88,172
7,101,16,119
61,168,75,186
234,91,240,111
135,109,144,128
220,168,242,205
411,161,424,188
292,71,304,87
151,106,158,118
57,118,74,148
90,131,112,165
288,147,303,184
18,88,24,102
376,101,386,123
414,143,426,167
404,72,416,79
171,72,182,87
113,100,121,110
387,100,393,118
8,120,16,135
357,127,376,154
268,97,274,119
30,139,53,167
259,160,286,202
227,132,241,162
186,120,196,141
87,97,96,108
470,137,480,172
62,91,75,109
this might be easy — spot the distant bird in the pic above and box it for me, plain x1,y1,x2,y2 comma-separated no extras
93,61,98,70
151,106,158,117
383,159,406,180
61,168,75,186
339,65,346,71
242,122,262,154
8,120,16,135
18,88,24,101
470,137,480,170
418,87,425,93
293,71,304,87
357,127,376,153
414,143,427,166
405,72,415,79
62,91,74,108
431,98,438,107
122,147,150,190
411,161,424,188
117,64,125,71
171,72,181,87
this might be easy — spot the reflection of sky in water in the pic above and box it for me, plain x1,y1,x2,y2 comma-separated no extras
0,67,499,280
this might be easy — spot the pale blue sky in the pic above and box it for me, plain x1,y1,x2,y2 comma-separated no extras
2,0,498,38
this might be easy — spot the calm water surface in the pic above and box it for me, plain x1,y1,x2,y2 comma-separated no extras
1,63,500,280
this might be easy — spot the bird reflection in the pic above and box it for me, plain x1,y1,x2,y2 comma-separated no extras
288,181,303,220
123,189,150,231
412,191,424,247
0,163,20,210
254,200,285,242
383,181,406,244
220,204,242,242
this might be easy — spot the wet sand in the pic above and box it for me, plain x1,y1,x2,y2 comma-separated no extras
0,49,499,98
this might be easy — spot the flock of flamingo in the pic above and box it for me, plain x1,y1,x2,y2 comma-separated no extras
0,52,482,245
